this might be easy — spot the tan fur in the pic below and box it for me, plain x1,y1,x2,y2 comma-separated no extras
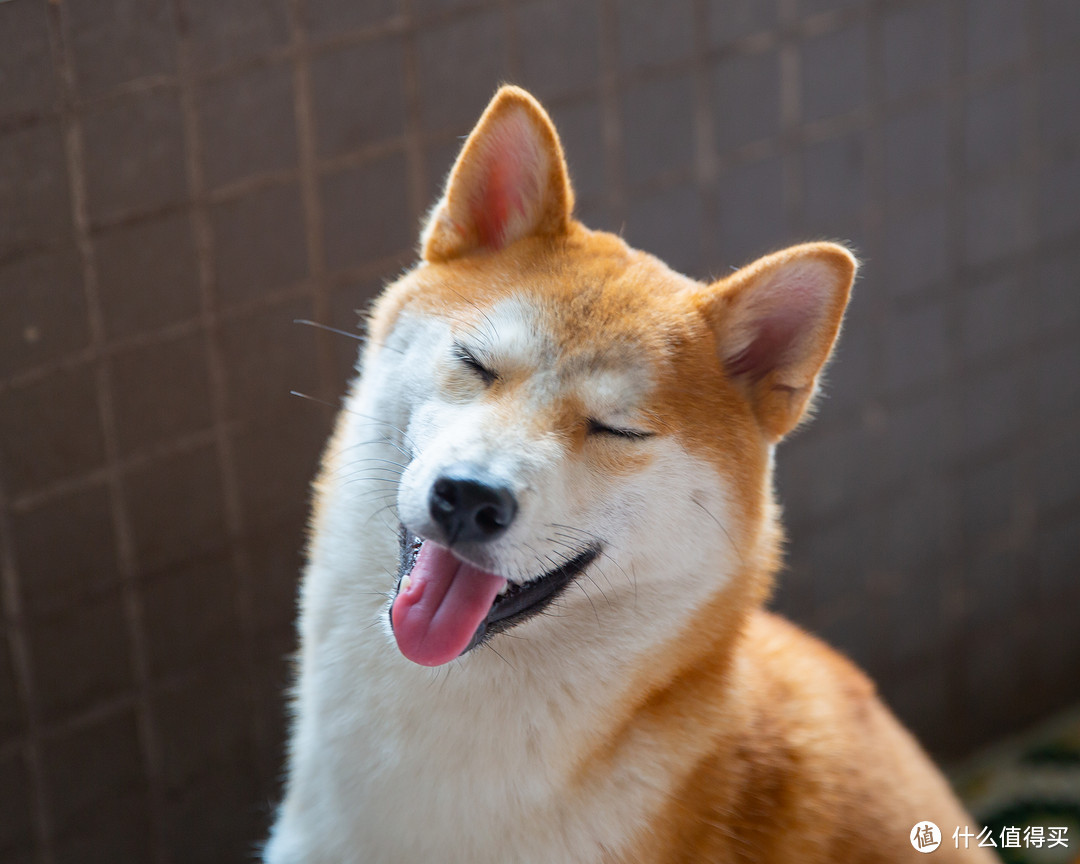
278,86,991,864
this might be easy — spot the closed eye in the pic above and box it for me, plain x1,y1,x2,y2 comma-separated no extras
586,418,654,441
453,343,497,386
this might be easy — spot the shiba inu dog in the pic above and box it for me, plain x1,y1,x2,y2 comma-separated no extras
265,86,991,863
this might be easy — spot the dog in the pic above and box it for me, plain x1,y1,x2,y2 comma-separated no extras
265,86,993,863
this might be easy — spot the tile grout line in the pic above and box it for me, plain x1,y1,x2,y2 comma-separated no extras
862,0,890,673
46,3,169,861
598,0,626,226
169,0,269,791
941,0,973,741
0,478,53,862
778,0,803,230
1,47,1037,271
1019,0,1046,696
401,0,430,231
691,0,719,276
288,0,337,406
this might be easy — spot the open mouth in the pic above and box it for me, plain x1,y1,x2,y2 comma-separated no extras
390,525,601,666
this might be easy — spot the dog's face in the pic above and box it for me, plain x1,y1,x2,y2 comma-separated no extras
342,88,855,668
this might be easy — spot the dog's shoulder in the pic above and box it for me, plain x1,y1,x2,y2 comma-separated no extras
629,610,985,863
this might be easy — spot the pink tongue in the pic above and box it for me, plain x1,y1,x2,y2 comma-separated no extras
391,541,507,666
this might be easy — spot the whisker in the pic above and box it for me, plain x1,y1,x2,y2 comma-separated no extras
293,318,405,355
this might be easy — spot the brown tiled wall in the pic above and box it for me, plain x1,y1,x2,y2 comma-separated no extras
0,0,1077,861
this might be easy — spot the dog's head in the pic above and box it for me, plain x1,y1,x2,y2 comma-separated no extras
329,87,855,668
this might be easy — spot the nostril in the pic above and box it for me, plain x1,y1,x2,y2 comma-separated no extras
427,468,518,544
432,477,457,511
475,504,504,534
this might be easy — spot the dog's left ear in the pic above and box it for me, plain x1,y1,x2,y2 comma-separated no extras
421,86,574,262
697,243,857,441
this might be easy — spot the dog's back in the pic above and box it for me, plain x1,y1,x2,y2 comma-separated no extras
633,610,980,862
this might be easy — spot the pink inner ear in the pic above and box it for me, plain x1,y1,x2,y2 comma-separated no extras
469,111,544,249
726,307,804,382
724,269,829,383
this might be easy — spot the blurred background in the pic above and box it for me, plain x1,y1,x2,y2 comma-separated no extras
1,0,1078,861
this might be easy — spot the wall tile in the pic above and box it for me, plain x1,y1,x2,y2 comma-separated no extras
965,0,1025,74
621,74,695,188
0,365,106,498
82,90,187,223
211,183,308,308
245,518,305,634
618,0,694,70
304,0,398,36
883,296,949,394
311,37,406,158
52,791,153,864
320,152,412,270
958,455,1019,544
142,553,241,677
883,100,948,207
0,635,23,745
123,444,228,574
416,10,508,134
26,590,133,724
708,0,779,46
515,0,600,102
182,0,291,69
108,331,214,456
714,155,787,266
41,708,146,832
1040,56,1080,160
1038,155,1080,241
232,410,326,532
960,364,1023,460
0,0,58,119
412,0,477,15
153,670,256,793
0,248,87,379
198,63,298,189
0,751,33,854
963,175,1026,266
1036,425,1080,518
881,0,949,100
878,387,954,488
802,22,867,122
548,98,606,204
218,296,319,422
803,130,867,224
95,211,201,341
1041,0,1080,54
964,80,1024,177
67,0,177,98
1035,248,1080,338
162,768,263,864
11,482,121,614
881,202,948,298
625,183,703,277
712,49,781,153
800,0,864,13
1033,338,1080,424
959,270,1033,364
0,122,73,259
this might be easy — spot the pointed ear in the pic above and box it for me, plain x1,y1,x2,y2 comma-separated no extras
698,243,857,441
420,86,574,262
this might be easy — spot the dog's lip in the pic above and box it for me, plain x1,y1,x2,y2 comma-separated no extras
393,525,601,654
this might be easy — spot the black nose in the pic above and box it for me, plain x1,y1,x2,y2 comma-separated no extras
428,468,518,545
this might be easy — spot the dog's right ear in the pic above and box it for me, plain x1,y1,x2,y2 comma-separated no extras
695,243,857,442
420,86,575,262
